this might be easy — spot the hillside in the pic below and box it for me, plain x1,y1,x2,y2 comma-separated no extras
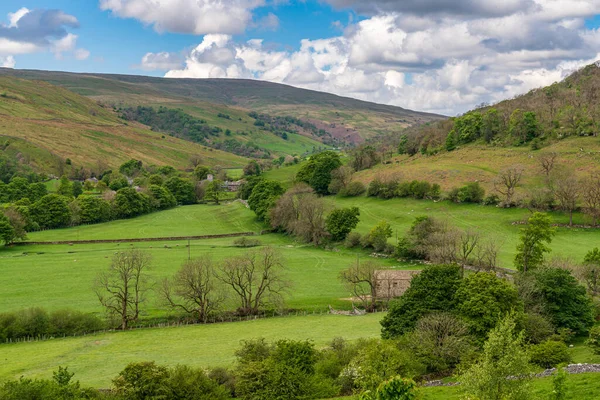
0,77,248,175
0,68,444,145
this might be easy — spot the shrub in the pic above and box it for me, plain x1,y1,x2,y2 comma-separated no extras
326,207,360,242
341,181,367,197
482,194,500,205
345,232,362,248
529,340,571,368
587,325,600,355
233,237,261,247
449,182,485,203
523,313,555,344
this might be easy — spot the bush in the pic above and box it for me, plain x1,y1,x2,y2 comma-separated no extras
345,232,362,248
529,340,571,368
448,182,485,203
233,237,261,247
482,194,500,205
326,207,360,242
340,181,367,197
587,325,600,355
523,313,555,344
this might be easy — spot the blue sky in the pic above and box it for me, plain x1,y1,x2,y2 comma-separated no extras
1,1,600,114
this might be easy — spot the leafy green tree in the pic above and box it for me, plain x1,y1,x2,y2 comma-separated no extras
26,182,47,202
78,195,113,224
148,185,177,210
364,220,393,252
119,159,143,177
205,180,223,205
326,207,360,241
114,361,169,399
243,160,262,177
296,151,342,195
460,313,533,400
108,174,129,191
381,264,462,339
514,212,555,272
482,108,502,143
445,130,457,151
148,174,164,186
587,326,600,355
239,176,264,200
455,272,523,338
524,267,594,335
193,165,212,181
0,214,15,246
71,181,83,198
114,188,150,218
164,176,196,205
31,194,72,229
398,134,409,155
247,180,285,222
580,247,600,296
363,376,418,400
56,175,73,197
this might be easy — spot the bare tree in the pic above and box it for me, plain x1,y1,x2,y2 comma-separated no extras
538,152,558,178
189,155,203,168
473,238,502,272
551,170,579,226
270,184,328,244
217,247,289,316
95,249,150,330
582,172,600,226
328,166,354,194
456,229,481,276
161,256,224,323
494,165,524,205
426,228,459,265
339,260,378,312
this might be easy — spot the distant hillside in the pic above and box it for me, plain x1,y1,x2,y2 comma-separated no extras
400,62,600,154
0,77,248,176
0,68,444,145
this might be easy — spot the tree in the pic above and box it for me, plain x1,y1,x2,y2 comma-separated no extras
326,207,360,241
0,214,15,246
243,160,262,177
193,165,212,181
494,165,524,205
369,377,418,400
454,272,523,338
364,220,393,252
161,257,224,323
380,264,462,339
398,134,409,155
77,195,112,224
539,152,558,178
580,248,600,296
164,177,196,205
328,166,354,194
56,175,73,198
119,159,143,177
270,184,328,244
30,194,72,229
522,267,594,335
247,180,285,222
71,181,83,198
456,229,481,276
0,208,27,245
95,249,151,330
339,260,378,311
514,212,555,272
204,180,223,205
114,188,150,218
217,247,288,315
296,151,342,195
351,145,380,171
551,170,579,225
581,172,600,225
239,176,264,200
460,313,533,400
147,185,177,210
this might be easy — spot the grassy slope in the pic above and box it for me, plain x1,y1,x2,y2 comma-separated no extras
0,313,383,387
355,136,600,192
0,77,248,172
0,68,444,142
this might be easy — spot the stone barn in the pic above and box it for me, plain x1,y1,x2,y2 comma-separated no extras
374,270,421,299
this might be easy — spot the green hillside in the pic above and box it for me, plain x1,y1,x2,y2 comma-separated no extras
0,77,248,175
0,68,444,145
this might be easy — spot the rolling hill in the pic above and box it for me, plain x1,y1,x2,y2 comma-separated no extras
0,76,248,175
0,68,444,145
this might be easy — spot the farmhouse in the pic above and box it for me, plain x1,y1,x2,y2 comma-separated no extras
374,270,421,299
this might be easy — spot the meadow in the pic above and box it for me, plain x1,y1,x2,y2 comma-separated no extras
0,313,383,387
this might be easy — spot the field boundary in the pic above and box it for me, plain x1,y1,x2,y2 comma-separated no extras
15,231,275,246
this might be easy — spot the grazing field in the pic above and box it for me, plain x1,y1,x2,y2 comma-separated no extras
329,196,600,268
0,313,383,388
26,202,265,241
1,234,399,315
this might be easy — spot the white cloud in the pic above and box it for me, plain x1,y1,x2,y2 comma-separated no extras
138,52,182,70
74,48,91,60
7,7,30,27
99,0,266,35
0,55,15,68
52,33,78,58
141,0,600,114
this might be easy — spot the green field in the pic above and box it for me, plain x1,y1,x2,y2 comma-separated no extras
328,196,599,268
26,202,264,241
0,313,383,388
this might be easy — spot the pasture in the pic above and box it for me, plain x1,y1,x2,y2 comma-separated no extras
0,313,383,388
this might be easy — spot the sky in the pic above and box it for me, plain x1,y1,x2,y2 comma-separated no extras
1,1,600,115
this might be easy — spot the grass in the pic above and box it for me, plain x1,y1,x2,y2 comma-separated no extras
26,202,264,241
0,313,384,388
327,196,600,268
